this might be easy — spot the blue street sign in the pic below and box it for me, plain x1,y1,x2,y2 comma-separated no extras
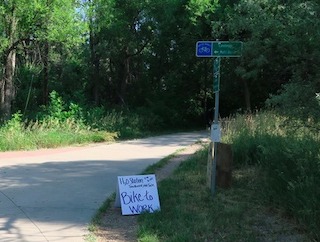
196,41,213,57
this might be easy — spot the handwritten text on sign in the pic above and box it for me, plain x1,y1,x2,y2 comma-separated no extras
117,174,160,215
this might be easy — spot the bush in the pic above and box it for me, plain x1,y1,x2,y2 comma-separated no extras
266,81,320,123
38,91,86,130
84,107,162,139
0,112,33,151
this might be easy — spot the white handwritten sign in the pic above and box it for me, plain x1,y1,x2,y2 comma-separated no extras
117,174,161,215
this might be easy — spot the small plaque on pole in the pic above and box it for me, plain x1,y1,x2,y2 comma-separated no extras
211,123,221,142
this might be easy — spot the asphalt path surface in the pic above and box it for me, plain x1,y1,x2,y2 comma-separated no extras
0,131,208,242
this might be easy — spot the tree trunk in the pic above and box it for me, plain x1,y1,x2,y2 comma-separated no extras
42,40,49,105
119,48,130,106
88,0,100,105
0,50,16,120
91,52,100,105
118,41,148,106
0,7,17,121
89,29,100,105
243,79,251,112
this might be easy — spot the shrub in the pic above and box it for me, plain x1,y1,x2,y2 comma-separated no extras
266,81,320,123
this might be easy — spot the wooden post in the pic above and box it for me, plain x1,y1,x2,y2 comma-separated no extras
207,142,233,191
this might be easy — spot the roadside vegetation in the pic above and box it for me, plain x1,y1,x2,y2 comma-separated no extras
137,110,320,241
0,91,167,151
223,111,320,240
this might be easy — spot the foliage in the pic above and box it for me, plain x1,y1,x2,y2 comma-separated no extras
226,0,320,111
0,0,87,120
0,92,116,151
0,111,30,151
1,111,24,133
267,81,320,123
0,91,174,151
1,0,319,127
39,91,85,124
224,111,320,239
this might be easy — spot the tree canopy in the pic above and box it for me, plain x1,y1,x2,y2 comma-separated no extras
0,0,319,126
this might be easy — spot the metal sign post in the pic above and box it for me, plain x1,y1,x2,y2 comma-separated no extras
196,40,243,196
211,57,220,195
213,57,220,93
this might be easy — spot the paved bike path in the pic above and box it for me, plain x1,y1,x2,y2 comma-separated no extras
0,131,208,242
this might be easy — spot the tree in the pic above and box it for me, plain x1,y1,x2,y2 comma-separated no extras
226,0,320,112
3,0,318,126
0,1,19,120
0,0,84,120
89,0,156,105
81,0,222,126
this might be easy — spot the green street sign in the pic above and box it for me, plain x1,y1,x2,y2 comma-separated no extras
212,41,243,57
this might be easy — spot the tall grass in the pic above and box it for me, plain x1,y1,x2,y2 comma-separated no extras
0,91,112,151
222,111,320,239
0,91,163,151
0,111,116,151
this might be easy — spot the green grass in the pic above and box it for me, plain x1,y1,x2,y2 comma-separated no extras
137,149,261,242
84,149,186,242
89,193,116,233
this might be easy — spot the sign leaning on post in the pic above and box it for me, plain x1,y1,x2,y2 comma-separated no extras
196,40,243,196
115,174,161,215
